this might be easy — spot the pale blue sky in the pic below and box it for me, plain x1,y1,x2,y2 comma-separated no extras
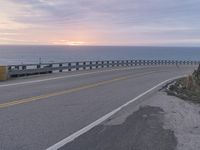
0,0,200,46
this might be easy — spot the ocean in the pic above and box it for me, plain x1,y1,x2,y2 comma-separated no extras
0,45,200,65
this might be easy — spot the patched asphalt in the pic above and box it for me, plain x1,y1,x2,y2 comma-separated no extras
60,106,177,150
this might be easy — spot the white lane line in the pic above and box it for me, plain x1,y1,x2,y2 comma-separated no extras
46,75,186,150
0,66,160,88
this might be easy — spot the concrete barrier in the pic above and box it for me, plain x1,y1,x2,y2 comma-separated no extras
0,66,8,81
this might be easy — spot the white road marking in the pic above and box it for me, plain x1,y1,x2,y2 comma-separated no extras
0,66,160,87
46,75,186,150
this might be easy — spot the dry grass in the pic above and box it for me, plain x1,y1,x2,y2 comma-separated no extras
167,65,200,103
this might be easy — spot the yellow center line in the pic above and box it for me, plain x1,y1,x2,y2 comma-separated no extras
0,71,159,109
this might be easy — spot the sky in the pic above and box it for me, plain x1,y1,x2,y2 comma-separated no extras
0,0,200,46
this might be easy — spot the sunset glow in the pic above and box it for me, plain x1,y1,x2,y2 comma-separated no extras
53,40,88,46
0,0,200,46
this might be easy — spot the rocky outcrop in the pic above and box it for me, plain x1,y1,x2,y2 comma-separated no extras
167,65,200,103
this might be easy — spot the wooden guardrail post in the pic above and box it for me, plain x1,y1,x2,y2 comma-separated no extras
139,60,142,66
83,62,86,70
106,61,109,67
96,61,98,68
76,62,79,71
59,64,63,72
126,60,129,66
0,66,8,81
90,61,93,70
116,61,119,67
133,60,136,66
112,61,114,67
37,64,41,69
144,60,146,65
101,61,104,68
68,63,71,71
49,64,53,73
22,65,26,70
130,60,133,66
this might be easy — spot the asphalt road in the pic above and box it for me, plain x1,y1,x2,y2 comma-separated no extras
0,65,196,150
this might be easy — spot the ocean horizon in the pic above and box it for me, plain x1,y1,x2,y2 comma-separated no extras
0,45,200,65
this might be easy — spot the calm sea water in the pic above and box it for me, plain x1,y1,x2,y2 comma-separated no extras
0,45,200,65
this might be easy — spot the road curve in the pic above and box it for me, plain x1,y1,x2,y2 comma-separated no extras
0,65,196,150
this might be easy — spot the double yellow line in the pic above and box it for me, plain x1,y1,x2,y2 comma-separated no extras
0,76,131,109
0,71,158,109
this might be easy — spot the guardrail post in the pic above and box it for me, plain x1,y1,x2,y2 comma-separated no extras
112,61,115,67
8,66,12,71
119,60,122,66
90,61,93,70
68,63,71,71
130,60,133,66
37,64,41,69
107,61,109,68
59,64,63,72
142,60,145,65
116,61,119,67
96,61,98,68
76,62,79,70
0,66,8,81
101,61,104,68
49,64,53,73
15,66,19,70
22,65,26,70
134,60,137,66
150,60,153,65
126,60,128,66
83,62,86,70
159,60,161,65
139,60,142,66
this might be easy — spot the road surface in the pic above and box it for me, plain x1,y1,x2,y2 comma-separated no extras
0,65,196,150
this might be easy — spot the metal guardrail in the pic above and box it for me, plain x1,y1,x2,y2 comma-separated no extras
3,60,200,79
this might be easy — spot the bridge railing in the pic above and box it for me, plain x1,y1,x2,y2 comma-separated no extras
0,60,199,80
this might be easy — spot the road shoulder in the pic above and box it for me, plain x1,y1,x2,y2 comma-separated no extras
59,91,200,150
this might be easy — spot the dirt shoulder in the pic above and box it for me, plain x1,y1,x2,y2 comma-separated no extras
60,89,200,150
149,92,200,150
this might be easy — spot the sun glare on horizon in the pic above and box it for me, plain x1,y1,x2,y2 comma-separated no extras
52,40,88,46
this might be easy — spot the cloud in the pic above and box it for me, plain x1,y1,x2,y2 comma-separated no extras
0,0,200,45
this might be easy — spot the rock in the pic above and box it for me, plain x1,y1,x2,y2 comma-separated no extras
193,64,200,85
